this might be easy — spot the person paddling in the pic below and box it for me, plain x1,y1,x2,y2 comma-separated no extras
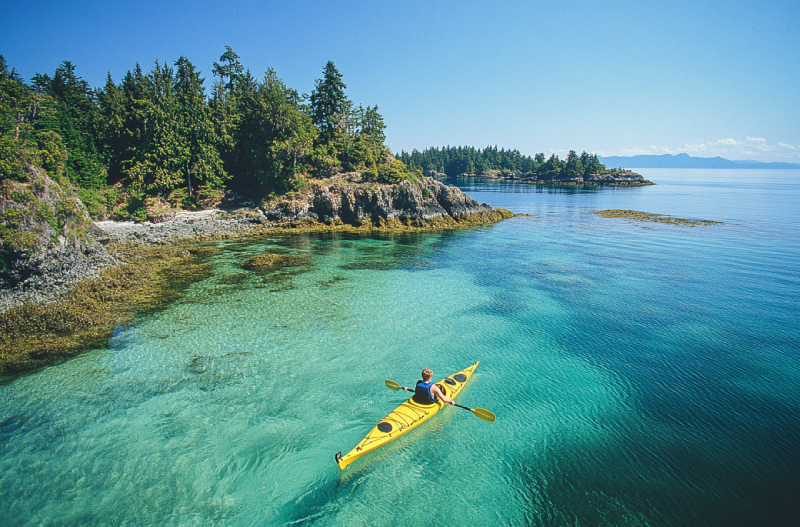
410,368,455,406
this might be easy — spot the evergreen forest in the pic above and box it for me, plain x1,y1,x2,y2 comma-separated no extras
399,146,613,180
2,47,615,222
1,48,410,220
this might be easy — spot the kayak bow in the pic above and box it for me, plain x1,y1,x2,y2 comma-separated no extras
335,361,479,470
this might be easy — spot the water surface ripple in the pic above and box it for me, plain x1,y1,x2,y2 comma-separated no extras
1,169,798,526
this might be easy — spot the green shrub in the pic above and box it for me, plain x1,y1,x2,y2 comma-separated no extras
130,206,147,222
76,187,104,219
168,188,189,209
362,166,378,182
378,160,414,184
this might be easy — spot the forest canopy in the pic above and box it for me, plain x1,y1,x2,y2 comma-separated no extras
398,146,611,180
2,48,613,221
1,50,410,220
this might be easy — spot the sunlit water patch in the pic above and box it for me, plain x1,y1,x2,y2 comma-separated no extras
1,170,799,526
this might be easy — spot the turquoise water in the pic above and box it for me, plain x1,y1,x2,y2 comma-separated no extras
2,169,799,526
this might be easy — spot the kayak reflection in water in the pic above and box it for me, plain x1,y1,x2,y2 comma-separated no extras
411,368,455,406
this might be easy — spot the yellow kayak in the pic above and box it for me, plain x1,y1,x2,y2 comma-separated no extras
336,361,479,470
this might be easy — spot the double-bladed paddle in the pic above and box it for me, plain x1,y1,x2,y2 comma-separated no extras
384,379,496,422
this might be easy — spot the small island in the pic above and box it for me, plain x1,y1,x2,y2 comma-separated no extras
400,147,653,186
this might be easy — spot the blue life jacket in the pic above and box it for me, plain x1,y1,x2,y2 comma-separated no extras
413,380,437,405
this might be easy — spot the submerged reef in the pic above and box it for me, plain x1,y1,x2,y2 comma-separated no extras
591,209,722,226
243,253,311,272
0,244,216,374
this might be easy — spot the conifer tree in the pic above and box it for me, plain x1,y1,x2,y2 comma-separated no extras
31,61,105,188
173,56,228,196
249,69,316,191
96,73,126,182
564,150,583,177
310,61,347,145
0,55,65,180
212,46,244,93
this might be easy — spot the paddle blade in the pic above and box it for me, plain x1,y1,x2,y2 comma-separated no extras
471,407,496,422
385,379,402,391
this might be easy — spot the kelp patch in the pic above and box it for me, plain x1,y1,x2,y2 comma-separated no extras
591,210,722,227
185,246,223,257
0,244,216,375
242,253,311,273
215,273,250,286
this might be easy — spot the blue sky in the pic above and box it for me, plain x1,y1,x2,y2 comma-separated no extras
2,0,799,161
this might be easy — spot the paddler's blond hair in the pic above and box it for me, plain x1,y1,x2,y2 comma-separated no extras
421,368,433,381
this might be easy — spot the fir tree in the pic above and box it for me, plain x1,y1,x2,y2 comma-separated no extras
310,61,347,145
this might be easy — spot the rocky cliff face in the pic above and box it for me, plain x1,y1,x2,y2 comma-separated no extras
263,175,499,227
0,168,116,308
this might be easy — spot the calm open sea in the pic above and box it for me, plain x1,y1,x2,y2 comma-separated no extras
1,169,798,526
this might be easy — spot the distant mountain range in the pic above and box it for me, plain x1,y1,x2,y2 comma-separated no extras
597,153,800,169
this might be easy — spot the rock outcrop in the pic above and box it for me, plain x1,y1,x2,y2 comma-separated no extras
264,176,499,226
96,176,513,247
1,168,117,310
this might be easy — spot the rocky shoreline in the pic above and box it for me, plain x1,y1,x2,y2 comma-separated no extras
1,173,513,311
1,173,515,374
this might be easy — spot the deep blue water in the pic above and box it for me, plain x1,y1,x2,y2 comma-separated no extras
1,169,798,526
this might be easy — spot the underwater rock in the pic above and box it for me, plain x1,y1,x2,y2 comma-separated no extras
591,209,722,226
242,253,310,272
187,355,209,374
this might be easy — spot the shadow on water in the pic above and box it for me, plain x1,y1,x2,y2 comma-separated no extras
509,414,800,527
451,232,800,526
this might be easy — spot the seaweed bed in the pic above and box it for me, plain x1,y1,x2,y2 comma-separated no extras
242,253,311,273
591,209,722,226
0,208,515,376
0,244,218,375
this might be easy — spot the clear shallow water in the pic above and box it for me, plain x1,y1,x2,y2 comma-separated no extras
2,169,799,526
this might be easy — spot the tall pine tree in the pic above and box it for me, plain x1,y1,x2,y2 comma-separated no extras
310,61,347,145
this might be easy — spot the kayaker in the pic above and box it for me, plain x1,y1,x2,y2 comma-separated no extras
412,368,455,406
